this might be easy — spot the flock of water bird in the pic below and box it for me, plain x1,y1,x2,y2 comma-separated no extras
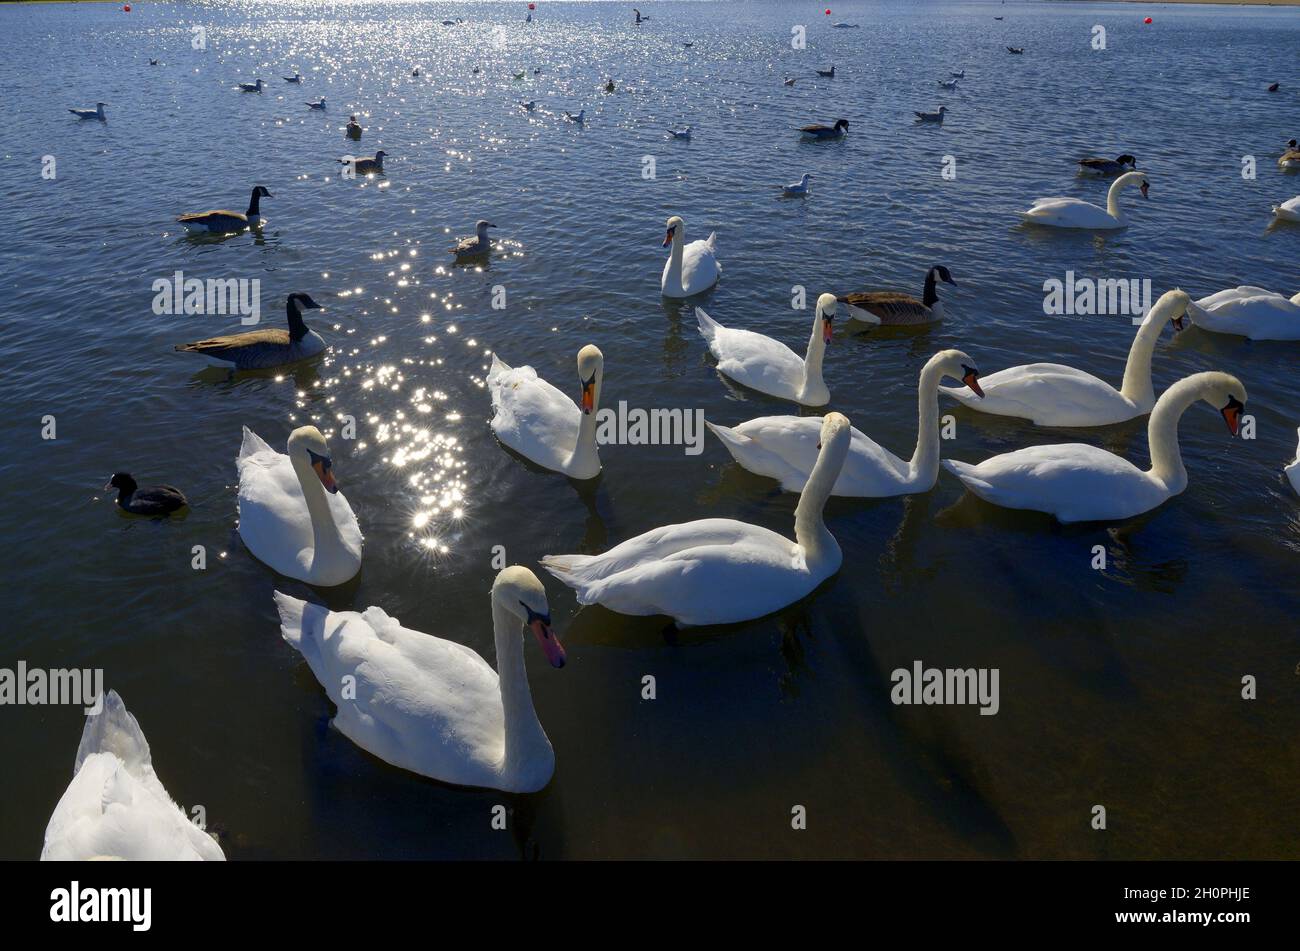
43,11,1300,860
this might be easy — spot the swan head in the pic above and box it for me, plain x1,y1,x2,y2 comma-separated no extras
287,426,339,494
933,349,984,397
663,215,684,248
815,293,838,344
493,566,566,668
1198,373,1247,437
1117,170,1149,198
1151,288,1191,332
576,345,603,414
815,412,852,452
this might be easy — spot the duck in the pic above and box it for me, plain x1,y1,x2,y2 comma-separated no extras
176,184,271,233
40,691,225,861
1286,430,1300,496
1279,140,1300,168
780,173,812,197
174,292,327,370
236,425,362,587
533,67,542,74
1007,46,1024,54
605,78,615,92
1021,169,1148,229
473,65,482,74
697,294,834,407
411,67,421,77
943,372,1246,523
306,97,326,110
915,106,947,123
521,100,537,111
563,109,585,124
273,566,564,793
488,346,604,479
104,473,189,516
1078,153,1137,176
940,289,1191,427
450,219,496,258
1272,196,1300,222
798,118,849,139
1268,82,1280,93
541,413,853,627
69,102,106,120
682,42,694,48
815,65,835,78
707,350,984,498
837,264,956,326
660,215,720,298
149,59,160,66
343,150,387,175
284,72,302,83
1186,286,1300,340
236,78,265,93
668,126,692,140
345,115,362,140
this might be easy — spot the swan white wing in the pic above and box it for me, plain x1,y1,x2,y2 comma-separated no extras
1286,428,1300,496
274,593,506,787
677,236,720,296
939,363,1139,426
943,444,1168,522
41,692,225,861
709,416,913,496
1189,287,1300,339
697,312,805,397
1022,197,1118,229
542,519,823,626
487,354,582,472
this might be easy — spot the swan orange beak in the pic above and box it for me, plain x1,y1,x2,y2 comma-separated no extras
1221,396,1243,436
962,366,985,398
580,381,595,414
662,228,674,247
312,457,338,493
531,619,566,668
822,317,833,344
1171,313,1186,332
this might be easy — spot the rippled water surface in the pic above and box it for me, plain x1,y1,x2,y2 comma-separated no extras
2,0,1298,859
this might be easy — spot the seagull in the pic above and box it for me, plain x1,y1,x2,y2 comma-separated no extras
284,72,302,83
951,69,965,78
668,126,692,140
306,98,327,110
237,79,265,92
939,78,959,89
1268,82,1280,92
797,118,849,139
69,102,107,120
521,100,537,111
780,173,812,197
346,115,363,140
783,77,796,87
915,106,947,123
816,65,836,78
634,8,649,23
449,220,496,258
564,109,585,124
1007,47,1024,54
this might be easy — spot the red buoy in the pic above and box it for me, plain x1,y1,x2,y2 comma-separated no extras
1144,16,1152,24
123,3,131,10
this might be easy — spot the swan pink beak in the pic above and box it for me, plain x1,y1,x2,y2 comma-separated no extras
313,459,338,494
662,229,674,247
531,619,566,668
1221,399,1242,436
822,317,833,344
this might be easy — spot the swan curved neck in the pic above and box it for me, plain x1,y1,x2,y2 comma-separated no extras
289,451,347,562
1106,176,1128,221
794,433,847,566
570,368,602,472
802,310,827,394
490,598,547,780
1118,300,1168,408
909,359,946,479
1146,377,1199,491
665,233,685,286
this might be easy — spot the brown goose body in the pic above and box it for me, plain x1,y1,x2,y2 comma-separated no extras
837,265,955,327
174,293,326,369
177,185,270,233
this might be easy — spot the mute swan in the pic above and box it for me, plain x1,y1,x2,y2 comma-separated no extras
237,426,362,586
105,473,188,516
661,215,720,298
274,566,565,793
942,371,1247,523
174,293,326,369
1077,153,1136,176
542,413,853,626
797,119,848,139
342,151,386,175
1187,286,1300,340
450,219,495,257
1022,170,1149,229
1286,430,1300,496
940,288,1190,426
838,264,956,326
69,102,106,120
41,691,225,861
488,345,603,479
176,185,271,232
1272,196,1300,222
707,350,983,497
697,293,835,407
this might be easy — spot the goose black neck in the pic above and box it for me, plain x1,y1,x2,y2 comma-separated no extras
286,297,309,341
246,189,263,217
922,268,940,307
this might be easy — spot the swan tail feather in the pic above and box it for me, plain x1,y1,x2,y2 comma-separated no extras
272,591,308,648
488,352,512,381
695,307,721,342
705,420,751,460
539,554,602,598
239,426,275,460
705,231,718,251
74,690,151,776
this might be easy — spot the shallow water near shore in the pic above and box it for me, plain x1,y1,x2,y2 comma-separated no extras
2,0,1298,859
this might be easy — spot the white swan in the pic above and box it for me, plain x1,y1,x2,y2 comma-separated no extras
237,426,362,586
707,350,983,497
660,215,720,297
273,566,565,793
488,345,603,479
697,293,835,406
1187,286,1300,340
1286,429,1300,496
942,371,1246,523
1272,196,1300,222
541,413,852,626
41,691,225,861
1021,169,1149,230
940,289,1190,426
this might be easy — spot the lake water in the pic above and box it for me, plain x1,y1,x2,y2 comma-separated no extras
2,0,1298,859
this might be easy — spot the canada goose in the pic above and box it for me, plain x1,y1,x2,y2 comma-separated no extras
798,118,849,139
815,65,835,78
306,98,326,110
284,72,302,83
176,185,271,233
105,474,188,517
236,78,265,92
605,78,615,92
564,109,585,124
838,265,957,326
345,115,362,140
174,293,327,370
342,150,387,175
69,102,107,120
521,100,537,111
915,106,947,122
411,67,420,77
450,220,496,258
1078,153,1137,175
